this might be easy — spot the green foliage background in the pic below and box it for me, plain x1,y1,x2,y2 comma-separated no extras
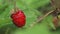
0,0,60,34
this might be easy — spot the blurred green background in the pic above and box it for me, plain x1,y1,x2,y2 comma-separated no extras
0,0,60,34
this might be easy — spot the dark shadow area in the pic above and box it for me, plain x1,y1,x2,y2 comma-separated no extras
0,24,17,34
37,2,52,14
0,23,27,34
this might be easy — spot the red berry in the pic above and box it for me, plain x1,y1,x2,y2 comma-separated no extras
11,10,26,28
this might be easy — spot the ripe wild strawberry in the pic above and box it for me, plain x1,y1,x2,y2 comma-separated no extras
11,9,26,28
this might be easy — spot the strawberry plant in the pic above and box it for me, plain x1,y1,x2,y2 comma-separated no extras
0,0,60,34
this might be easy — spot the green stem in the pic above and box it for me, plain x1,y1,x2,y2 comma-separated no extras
14,0,16,12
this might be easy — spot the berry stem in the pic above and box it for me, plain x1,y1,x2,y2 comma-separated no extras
14,0,16,12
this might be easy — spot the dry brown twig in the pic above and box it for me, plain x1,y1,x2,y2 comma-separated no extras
29,0,59,29
29,10,55,28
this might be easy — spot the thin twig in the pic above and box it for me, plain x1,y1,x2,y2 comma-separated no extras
29,10,55,28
